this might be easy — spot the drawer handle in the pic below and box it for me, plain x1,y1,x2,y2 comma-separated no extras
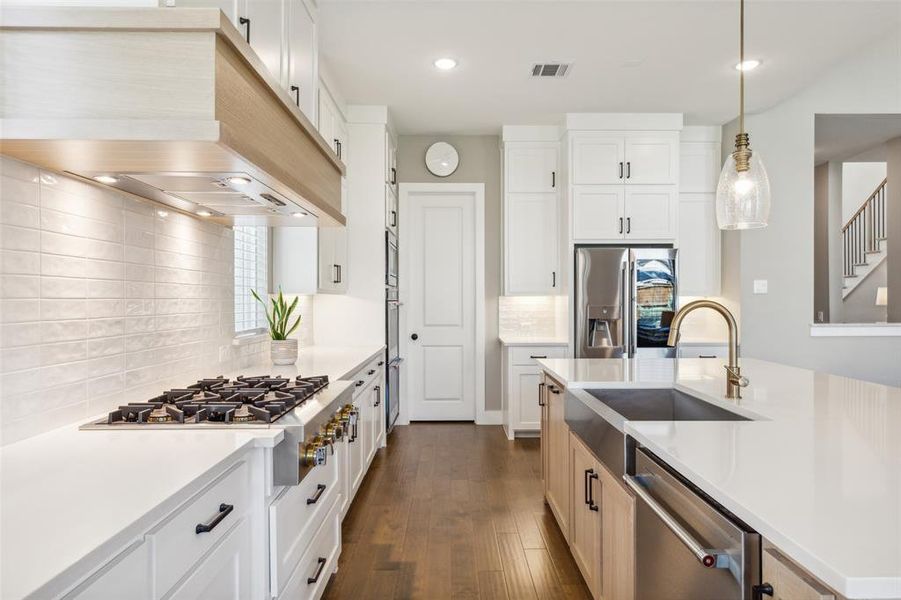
307,484,326,505
368,369,376,375
588,471,599,511
307,557,327,584
377,361,385,366
355,380,365,387
195,503,233,535
529,355,547,359
699,355,717,359
538,382,545,406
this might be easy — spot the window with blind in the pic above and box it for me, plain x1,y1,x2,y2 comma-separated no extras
234,225,269,336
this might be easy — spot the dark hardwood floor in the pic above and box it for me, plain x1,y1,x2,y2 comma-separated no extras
323,423,591,600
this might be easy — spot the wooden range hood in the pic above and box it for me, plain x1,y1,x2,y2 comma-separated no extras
0,7,345,227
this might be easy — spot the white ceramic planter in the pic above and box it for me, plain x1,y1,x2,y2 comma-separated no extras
270,338,298,365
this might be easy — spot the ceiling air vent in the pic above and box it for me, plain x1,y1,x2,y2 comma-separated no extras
531,63,571,78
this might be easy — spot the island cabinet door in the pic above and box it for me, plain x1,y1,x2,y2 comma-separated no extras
762,548,836,600
545,376,571,540
599,466,635,600
569,432,602,599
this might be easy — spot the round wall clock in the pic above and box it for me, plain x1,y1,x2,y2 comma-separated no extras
425,142,459,177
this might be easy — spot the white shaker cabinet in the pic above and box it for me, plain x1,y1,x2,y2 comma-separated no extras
502,345,568,440
678,129,722,296
286,0,317,122
505,193,559,294
569,130,679,242
317,225,348,294
571,185,624,241
503,139,561,295
167,518,253,600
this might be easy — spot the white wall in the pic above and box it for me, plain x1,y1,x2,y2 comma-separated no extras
842,162,886,223
0,157,277,445
724,27,901,386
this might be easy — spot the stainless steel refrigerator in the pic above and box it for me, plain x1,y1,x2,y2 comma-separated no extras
574,246,678,359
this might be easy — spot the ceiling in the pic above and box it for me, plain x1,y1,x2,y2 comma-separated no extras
317,1,901,135
815,114,901,163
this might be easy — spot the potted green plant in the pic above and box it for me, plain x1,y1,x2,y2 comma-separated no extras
251,288,302,365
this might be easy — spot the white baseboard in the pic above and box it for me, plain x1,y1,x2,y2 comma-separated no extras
477,409,502,425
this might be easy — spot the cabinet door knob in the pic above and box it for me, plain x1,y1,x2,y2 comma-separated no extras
410,333,419,341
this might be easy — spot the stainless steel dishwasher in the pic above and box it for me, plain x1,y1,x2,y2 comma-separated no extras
625,440,762,600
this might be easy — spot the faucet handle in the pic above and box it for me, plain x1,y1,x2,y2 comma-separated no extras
724,365,749,387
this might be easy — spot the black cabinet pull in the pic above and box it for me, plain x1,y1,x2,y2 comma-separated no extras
538,382,545,406
390,210,397,227
530,355,547,359
588,471,599,511
551,171,556,188
391,167,397,185
626,161,631,179
337,140,342,160
583,469,592,505
195,503,233,534
626,217,631,234
619,217,623,234
550,386,561,395
374,385,381,406
411,333,419,341
333,137,340,156
355,380,365,387
552,271,556,288
752,584,774,599
368,369,376,376
699,354,717,359
238,17,250,43
306,484,326,505
291,85,300,107
332,264,342,284
377,361,385,366
619,161,624,179
307,557,327,584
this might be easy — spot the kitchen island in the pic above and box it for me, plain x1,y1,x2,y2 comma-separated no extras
0,345,384,600
537,357,901,600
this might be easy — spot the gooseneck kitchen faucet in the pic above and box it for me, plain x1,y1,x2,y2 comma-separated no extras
667,299,749,399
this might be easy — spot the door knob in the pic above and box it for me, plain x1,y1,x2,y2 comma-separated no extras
411,333,419,341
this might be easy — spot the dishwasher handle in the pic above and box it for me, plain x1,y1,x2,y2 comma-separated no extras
624,474,729,569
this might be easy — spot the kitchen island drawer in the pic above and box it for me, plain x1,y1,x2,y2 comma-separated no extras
351,357,383,399
147,459,250,598
270,453,339,595
510,345,567,366
278,500,341,600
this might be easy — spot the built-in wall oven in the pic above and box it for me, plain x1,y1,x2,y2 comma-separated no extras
385,230,400,432
625,439,762,599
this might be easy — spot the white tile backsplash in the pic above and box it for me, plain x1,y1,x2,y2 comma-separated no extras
498,295,568,339
0,157,314,446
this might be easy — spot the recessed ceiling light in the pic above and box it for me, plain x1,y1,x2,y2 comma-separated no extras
197,210,212,217
292,211,307,218
734,59,761,72
226,176,251,186
93,175,119,184
156,210,169,218
434,58,457,71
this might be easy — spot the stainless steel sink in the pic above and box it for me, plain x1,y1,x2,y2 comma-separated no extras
585,388,750,422
566,388,749,478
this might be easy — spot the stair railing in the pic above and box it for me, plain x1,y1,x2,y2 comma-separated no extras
842,178,887,278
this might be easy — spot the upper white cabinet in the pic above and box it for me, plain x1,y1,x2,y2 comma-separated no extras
286,0,317,122
318,225,348,294
571,134,624,185
318,84,347,164
174,0,318,122
678,128,722,296
571,132,677,185
569,129,679,242
385,131,398,194
506,144,558,192
503,138,561,295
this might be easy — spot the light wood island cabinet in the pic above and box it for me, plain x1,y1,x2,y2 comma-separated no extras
541,372,570,540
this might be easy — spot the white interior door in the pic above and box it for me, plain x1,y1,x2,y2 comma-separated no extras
403,185,482,421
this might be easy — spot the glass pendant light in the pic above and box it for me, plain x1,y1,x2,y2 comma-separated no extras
716,0,771,230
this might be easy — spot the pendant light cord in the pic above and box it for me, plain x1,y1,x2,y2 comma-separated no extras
739,0,745,135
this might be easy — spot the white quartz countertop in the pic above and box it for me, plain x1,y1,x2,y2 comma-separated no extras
537,357,901,599
498,335,568,347
0,345,384,600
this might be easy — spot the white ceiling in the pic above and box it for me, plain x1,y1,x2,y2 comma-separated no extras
317,1,901,135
